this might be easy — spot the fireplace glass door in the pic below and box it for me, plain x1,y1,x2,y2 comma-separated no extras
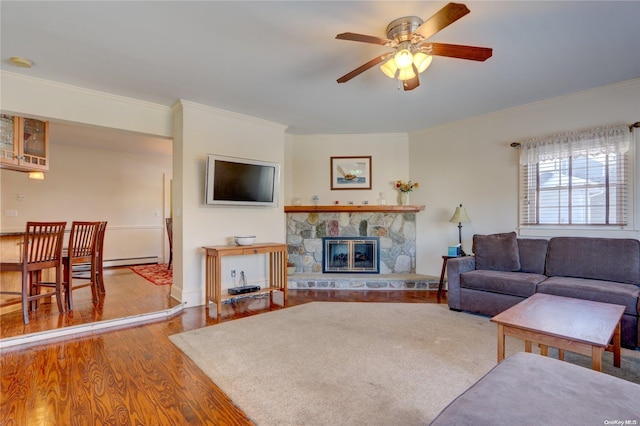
323,237,379,273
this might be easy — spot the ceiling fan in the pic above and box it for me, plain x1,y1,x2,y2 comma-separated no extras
335,2,492,91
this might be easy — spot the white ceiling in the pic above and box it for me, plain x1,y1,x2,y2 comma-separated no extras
2,1,640,140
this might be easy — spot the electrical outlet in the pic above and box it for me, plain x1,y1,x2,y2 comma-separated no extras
4,210,18,217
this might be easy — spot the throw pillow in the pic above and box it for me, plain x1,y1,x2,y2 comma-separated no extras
473,232,521,271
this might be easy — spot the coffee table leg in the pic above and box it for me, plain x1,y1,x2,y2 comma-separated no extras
592,347,604,372
558,349,564,361
613,321,621,368
497,324,505,363
524,340,532,353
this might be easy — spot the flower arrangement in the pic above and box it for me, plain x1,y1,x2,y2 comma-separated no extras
395,180,419,193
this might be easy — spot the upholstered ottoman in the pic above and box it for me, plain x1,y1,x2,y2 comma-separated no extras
430,352,640,425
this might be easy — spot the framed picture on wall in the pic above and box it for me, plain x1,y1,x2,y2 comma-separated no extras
330,156,372,190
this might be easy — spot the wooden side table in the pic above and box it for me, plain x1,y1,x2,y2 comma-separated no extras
202,242,288,317
437,255,458,302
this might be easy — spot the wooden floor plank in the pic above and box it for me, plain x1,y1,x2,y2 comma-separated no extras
0,267,445,425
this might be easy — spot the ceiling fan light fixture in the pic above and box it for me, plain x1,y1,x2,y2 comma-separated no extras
397,67,416,81
393,47,413,69
380,59,397,79
413,52,433,73
335,3,492,90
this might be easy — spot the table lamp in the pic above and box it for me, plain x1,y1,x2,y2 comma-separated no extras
449,204,471,256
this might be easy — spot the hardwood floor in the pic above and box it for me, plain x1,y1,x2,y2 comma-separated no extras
0,267,446,425
0,266,179,339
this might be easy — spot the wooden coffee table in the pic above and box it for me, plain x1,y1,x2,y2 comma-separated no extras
490,293,625,371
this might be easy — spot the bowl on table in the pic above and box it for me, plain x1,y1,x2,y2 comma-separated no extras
234,236,256,246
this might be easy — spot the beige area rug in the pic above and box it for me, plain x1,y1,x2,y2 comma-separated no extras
169,302,640,426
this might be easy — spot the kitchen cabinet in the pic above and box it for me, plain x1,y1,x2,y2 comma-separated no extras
0,114,49,172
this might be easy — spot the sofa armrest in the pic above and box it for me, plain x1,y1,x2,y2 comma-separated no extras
446,256,476,310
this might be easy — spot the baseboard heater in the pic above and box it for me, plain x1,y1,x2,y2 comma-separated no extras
228,285,261,295
104,256,159,268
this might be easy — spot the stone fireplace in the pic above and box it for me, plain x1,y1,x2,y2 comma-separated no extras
285,205,423,274
323,237,379,273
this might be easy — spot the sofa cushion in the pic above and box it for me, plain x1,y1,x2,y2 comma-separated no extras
461,270,545,298
473,232,520,272
429,352,640,426
546,237,640,285
517,238,548,274
536,276,640,316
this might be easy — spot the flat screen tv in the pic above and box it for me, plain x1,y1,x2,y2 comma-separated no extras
205,154,280,207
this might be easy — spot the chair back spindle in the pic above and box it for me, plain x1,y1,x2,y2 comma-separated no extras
25,222,66,268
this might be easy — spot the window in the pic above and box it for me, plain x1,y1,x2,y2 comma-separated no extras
519,124,631,226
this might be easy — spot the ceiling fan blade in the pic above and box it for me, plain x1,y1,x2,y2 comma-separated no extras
336,32,393,46
337,54,389,83
402,74,420,91
428,42,493,61
413,2,470,40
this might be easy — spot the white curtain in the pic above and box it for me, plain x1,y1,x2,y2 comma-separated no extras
519,124,631,165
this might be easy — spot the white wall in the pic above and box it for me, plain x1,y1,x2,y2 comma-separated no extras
172,100,288,306
287,133,409,206
409,78,640,276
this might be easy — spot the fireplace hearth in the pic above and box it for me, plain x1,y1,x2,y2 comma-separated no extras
323,237,379,273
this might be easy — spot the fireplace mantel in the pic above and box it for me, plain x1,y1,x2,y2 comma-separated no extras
284,205,425,213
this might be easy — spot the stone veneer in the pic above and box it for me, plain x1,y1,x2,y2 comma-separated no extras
286,273,437,291
286,211,417,274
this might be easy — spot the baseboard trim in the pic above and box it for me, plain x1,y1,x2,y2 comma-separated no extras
104,256,159,267
0,303,185,350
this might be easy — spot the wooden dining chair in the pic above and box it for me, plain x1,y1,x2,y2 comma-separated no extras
72,221,107,294
95,221,107,293
0,221,66,324
166,217,173,270
63,221,101,311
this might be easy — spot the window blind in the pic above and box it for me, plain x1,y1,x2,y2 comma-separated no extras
518,124,631,226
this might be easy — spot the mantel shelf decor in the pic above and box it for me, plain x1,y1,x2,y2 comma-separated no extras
284,205,425,213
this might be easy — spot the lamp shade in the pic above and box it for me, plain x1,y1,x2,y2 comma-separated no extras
413,52,433,73
397,66,416,81
393,48,413,69
449,204,471,223
380,59,398,79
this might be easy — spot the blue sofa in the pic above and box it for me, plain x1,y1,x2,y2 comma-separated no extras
447,232,640,349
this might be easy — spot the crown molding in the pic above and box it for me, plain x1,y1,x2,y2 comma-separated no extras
174,99,289,131
1,71,172,113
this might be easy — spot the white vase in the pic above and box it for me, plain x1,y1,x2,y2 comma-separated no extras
399,192,408,205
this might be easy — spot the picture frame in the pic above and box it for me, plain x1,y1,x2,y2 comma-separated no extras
330,156,372,190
